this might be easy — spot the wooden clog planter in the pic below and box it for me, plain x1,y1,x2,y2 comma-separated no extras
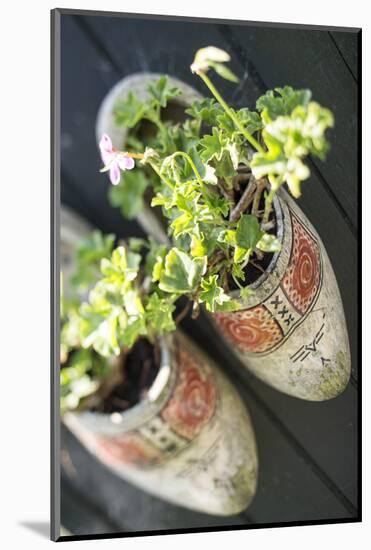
211,191,351,400
61,206,258,515
96,74,351,402
64,333,258,515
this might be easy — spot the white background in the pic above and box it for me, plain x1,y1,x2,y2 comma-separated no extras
0,0,367,548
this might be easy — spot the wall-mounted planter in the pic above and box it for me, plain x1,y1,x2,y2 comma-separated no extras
60,205,258,515
96,74,351,402
63,332,258,516
211,191,351,401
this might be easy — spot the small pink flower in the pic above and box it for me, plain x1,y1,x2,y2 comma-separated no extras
99,133,135,185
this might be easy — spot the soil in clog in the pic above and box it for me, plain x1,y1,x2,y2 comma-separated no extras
104,338,159,413
89,338,160,414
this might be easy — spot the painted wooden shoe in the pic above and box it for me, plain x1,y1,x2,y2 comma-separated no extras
211,190,351,401
60,206,258,515
63,333,258,515
96,75,351,401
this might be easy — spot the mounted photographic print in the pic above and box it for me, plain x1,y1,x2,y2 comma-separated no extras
51,8,361,542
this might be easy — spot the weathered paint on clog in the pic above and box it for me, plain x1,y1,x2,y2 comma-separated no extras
211,190,351,401
64,333,258,515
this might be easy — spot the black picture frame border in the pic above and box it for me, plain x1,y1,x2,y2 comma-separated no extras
51,7,61,543
50,7,362,542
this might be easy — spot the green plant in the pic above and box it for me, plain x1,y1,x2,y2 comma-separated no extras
79,239,177,357
60,234,177,411
70,230,116,291
101,46,333,314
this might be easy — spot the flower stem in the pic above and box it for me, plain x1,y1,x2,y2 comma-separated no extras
197,71,264,154
122,151,145,159
229,175,256,222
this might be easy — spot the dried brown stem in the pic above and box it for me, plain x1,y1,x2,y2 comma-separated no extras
252,178,267,218
208,249,226,271
229,176,257,222
261,220,275,232
250,259,265,274
232,172,250,191
254,249,264,261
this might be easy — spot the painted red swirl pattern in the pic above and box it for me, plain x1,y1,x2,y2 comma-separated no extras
85,345,217,469
282,213,321,314
214,306,283,353
161,347,217,440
